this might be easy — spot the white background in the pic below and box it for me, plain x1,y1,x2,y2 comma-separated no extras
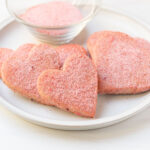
0,0,150,149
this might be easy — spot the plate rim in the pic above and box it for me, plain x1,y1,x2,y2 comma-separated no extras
1,6,150,130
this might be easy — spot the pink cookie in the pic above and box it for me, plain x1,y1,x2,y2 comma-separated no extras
2,44,60,105
37,55,97,118
56,44,87,66
21,1,82,35
0,48,13,78
87,31,150,94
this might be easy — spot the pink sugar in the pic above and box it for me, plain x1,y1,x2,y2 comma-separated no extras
21,1,82,35
21,1,82,27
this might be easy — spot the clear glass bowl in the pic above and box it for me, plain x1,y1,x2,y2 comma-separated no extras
6,0,101,45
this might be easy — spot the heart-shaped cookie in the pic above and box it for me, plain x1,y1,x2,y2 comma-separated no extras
37,55,98,117
2,43,60,104
87,31,150,94
55,44,87,66
0,48,13,78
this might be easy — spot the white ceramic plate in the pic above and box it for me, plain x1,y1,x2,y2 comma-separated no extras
0,6,150,130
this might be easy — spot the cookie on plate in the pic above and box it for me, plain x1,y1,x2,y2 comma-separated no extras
37,55,98,118
2,43,60,105
87,31,150,94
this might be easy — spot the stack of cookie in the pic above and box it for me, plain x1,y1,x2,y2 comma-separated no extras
0,31,150,118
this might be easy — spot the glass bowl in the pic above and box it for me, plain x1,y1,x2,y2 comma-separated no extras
5,0,101,45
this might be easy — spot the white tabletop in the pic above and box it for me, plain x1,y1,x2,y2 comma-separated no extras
0,0,150,149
